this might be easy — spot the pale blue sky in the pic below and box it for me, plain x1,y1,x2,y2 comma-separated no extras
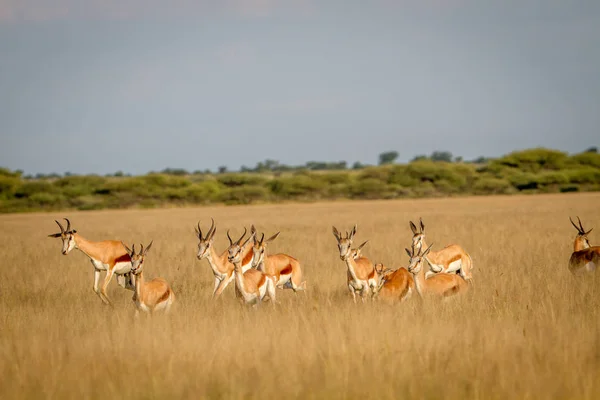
1,1,598,175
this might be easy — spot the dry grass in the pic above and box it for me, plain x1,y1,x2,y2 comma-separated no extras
1,193,600,399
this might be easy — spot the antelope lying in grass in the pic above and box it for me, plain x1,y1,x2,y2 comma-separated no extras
227,229,276,306
406,243,468,299
251,228,306,292
410,218,473,281
48,218,134,306
332,225,378,303
568,217,600,274
196,219,255,299
372,264,415,303
123,241,175,315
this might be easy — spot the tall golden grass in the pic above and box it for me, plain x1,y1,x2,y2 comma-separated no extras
1,193,600,399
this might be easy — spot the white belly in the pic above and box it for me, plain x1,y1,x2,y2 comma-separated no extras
113,261,132,275
276,274,292,287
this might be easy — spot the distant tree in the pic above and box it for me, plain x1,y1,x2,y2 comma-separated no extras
411,155,428,162
352,161,364,170
161,168,188,176
584,146,598,153
378,151,399,165
454,156,463,163
471,156,489,164
240,165,252,172
113,171,125,177
430,151,453,162
218,166,228,174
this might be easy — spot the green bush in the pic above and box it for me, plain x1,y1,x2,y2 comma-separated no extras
217,173,269,187
570,152,600,168
268,175,326,198
220,186,270,204
473,177,513,195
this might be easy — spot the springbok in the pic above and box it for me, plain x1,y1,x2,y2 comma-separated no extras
196,219,255,298
122,241,175,315
332,225,378,303
251,228,306,292
410,218,473,281
568,217,600,274
372,264,415,303
406,243,468,299
48,218,134,306
227,229,277,306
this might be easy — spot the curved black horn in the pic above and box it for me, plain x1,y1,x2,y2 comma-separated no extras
55,220,65,233
236,227,248,245
577,216,585,233
207,218,215,238
64,218,71,232
570,217,581,233
227,229,233,245
197,221,203,238
139,243,144,255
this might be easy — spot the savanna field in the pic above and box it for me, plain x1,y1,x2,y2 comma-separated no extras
1,193,600,399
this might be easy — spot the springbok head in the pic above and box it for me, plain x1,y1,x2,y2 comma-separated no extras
196,218,216,260
570,216,593,250
48,218,78,255
227,227,251,265
332,224,357,261
251,229,281,268
410,218,426,252
406,242,434,275
122,241,153,275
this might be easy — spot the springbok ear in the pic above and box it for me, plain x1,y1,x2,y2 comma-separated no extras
266,231,280,243
409,221,418,235
48,233,62,238
405,248,412,257
357,240,369,251
143,240,153,255
419,218,425,233
121,241,133,255
332,226,341,241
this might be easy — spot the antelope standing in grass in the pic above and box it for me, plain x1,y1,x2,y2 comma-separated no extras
568,217,600,274
48,218,134,306
122,241,175,315
227,229,277,306
251,228,306,292
332,225,378,303
196,219,255,299
410,218,473,281
406,243,468,299
372,264,415,303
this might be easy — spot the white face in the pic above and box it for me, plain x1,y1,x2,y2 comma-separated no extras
412,234,425,253
337,238,352,261
251,244,265,267
197,239,211,260
228,244,242,264
407,255,423,274
130,253,145,275
61,233,76,255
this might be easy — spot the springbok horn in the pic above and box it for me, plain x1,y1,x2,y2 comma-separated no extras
55,220,65,233
64,218,71,232
227,229,233,245
207,218,215,238
236,227,248,245
139,243,144,255
577,216,585,234
570,217,581,233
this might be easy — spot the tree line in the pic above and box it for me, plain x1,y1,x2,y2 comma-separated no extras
0,147,598,213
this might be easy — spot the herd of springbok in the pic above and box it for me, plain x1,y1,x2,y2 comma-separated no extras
48,215,599,314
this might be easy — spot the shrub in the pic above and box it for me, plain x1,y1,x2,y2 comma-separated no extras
217,173,269,187
220,186,270,204
473,177,512,194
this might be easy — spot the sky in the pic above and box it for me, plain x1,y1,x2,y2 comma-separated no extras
0,0,599,175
